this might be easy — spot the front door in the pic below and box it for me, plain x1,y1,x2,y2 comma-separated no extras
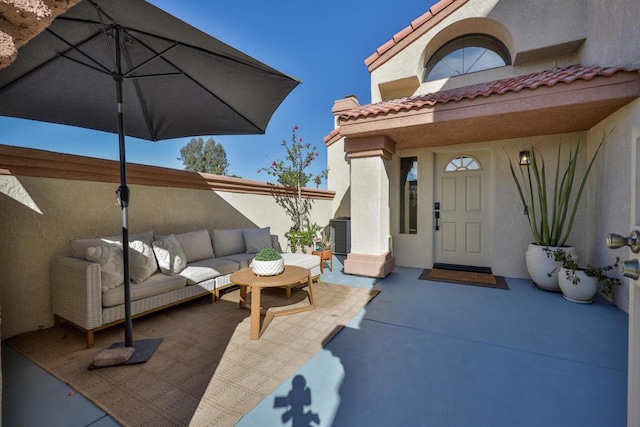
434,150,492,267
612,133,640,426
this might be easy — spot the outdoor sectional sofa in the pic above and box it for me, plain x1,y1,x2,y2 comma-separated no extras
50,227,320,347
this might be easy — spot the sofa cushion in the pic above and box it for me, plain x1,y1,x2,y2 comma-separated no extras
243,227,273,253
219,253,255,269
174,229,215,263
281,252,321,271
211,229,245,257
179,258,240,285
129,240,158,283
70,231,154,259
85,245,124,292
152,234,187,275
271,235,283,253
102,272,187,307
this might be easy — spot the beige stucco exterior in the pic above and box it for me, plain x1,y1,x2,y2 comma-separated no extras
326,0,640,423
328,0,639,293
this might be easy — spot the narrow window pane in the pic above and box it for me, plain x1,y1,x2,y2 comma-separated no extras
400,157,418,234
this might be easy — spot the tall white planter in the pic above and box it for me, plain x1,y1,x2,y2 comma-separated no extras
558,267,598,303
525,244,578,291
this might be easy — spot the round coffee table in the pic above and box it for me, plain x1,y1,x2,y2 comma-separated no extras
230,265,316,339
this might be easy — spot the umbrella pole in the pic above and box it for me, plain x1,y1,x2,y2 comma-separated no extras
90,26,161,369
116,73,133,348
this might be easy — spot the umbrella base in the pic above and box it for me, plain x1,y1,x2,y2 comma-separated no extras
88,338,163,370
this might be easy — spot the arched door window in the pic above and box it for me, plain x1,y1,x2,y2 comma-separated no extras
445,155,481,172
424,34,510,82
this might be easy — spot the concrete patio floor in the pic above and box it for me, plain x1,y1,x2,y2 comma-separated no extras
2,259,629,426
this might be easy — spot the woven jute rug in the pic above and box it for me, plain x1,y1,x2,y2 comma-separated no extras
419,268,509,290
7,282,379,427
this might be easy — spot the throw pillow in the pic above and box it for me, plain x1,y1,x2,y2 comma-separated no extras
174,229,215,263
152,234,187,275
85,245,124,292
243,227,273,253
129,240,158,283
211,229,246,257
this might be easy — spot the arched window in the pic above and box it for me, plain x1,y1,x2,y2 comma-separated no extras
445,155,481,172
424,34,510,82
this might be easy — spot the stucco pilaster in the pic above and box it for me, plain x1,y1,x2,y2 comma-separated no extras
344,136,396,277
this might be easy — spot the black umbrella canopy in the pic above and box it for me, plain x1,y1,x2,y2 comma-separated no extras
0,0,300,140
0,0,299,364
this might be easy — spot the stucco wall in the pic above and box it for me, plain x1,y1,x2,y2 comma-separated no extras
370,0,587,102
0,0,80,69
391,133,591,280
585,99,640,313
583,0,640,68
326,138,351,219
0,173,332,339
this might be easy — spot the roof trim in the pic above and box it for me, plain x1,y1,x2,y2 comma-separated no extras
364,0,469,72
339,65,635,121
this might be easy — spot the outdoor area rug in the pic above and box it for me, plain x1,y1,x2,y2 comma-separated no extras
419,268,509,290
6,282,379,427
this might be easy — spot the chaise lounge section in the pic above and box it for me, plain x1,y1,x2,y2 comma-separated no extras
51,227,320,347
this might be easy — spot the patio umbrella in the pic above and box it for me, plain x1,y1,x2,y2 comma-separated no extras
0,0,299,364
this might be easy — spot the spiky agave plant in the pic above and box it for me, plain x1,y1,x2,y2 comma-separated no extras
508,134,606,247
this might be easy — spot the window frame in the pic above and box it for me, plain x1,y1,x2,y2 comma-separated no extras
423,34,511,82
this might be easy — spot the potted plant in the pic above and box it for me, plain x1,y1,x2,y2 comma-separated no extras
286,223,322,253
313,228,333,252
259,126,329,253
251,247,284,276
508,134,607,290
543,247,620,303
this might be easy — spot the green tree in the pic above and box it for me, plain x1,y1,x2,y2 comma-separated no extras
259,126,328,251
178,137,229,175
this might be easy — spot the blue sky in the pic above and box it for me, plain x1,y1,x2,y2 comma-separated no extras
0,0,435,187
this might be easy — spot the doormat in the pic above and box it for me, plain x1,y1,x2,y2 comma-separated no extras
419,268,509,290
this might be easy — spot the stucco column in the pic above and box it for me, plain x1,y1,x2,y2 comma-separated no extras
343,135,395,277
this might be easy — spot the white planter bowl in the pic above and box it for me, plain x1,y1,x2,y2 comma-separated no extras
251,258,284,276
558,267,598,303
525,244,578,291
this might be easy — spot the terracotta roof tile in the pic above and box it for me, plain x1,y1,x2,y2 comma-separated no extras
339,65,634,120
429,0,454,15
393,25,414,43
410,11,433,30
365,0,461,68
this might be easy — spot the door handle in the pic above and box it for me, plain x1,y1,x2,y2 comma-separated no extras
607,230,640,280
434,202,440,231
606,230,640,253
621,259,640,280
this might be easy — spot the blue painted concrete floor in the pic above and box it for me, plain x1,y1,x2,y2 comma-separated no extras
2,259,629,426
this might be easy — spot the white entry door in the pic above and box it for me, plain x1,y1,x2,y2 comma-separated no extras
434,150,492,267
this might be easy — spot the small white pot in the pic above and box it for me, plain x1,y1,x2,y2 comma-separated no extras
251,258,284,276
525,244,578,291
558,267,598,304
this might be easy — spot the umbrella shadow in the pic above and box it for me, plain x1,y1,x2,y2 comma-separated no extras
274,374,320,427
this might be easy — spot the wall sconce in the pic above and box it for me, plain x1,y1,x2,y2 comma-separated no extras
518,150,531,166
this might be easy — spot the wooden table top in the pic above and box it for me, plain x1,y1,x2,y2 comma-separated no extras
230,265,310,288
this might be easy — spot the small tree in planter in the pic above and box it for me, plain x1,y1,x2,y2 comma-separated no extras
259,126,328,253
543,247,621,303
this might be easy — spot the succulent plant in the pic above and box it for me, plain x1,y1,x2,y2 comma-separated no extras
253,247,282,261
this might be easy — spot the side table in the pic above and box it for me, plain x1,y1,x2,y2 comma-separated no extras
312,250,332,273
